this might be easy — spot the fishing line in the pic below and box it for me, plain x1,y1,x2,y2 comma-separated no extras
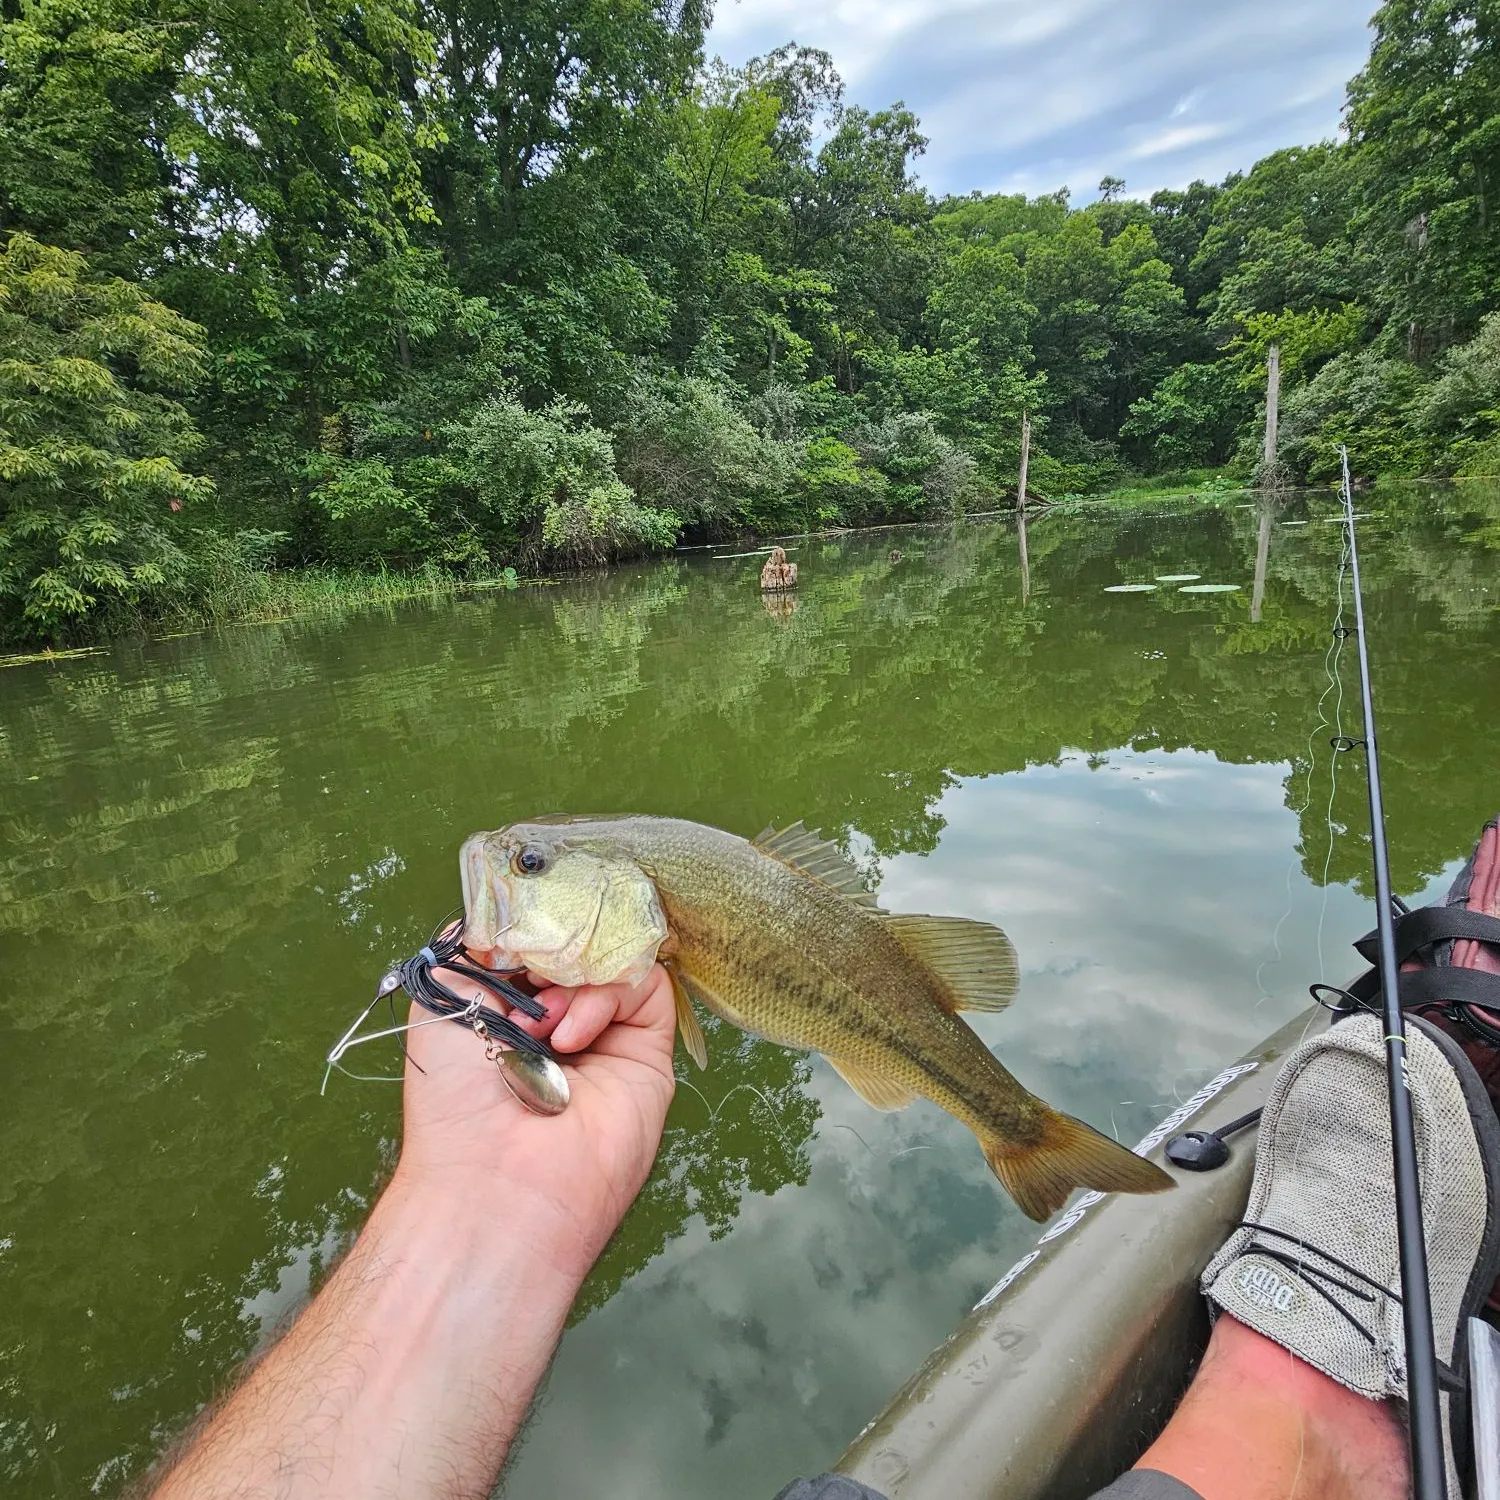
1315,520,1353,986
1327,445,1447,1500
669,1075,800,1160
1253,504,1351,1010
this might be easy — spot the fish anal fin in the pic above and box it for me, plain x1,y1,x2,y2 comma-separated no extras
983,1110,1174,1222
664,962,709,1070
754,821,880,909
827,1055,919,1111
881,914,1020,1012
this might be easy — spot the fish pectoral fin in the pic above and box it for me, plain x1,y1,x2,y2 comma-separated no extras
665,963,709,1070
879,914,1020,1012
826,1055,919,1112
754,821,881,909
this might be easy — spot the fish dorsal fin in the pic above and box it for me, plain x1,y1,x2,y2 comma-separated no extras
827,1055,918,1111
880,914,1020,1012
664,962,709,1070
754,821,880,909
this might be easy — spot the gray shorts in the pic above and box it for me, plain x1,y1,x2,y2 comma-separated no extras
774,1471,1205,1500
1089,1472,1206,1500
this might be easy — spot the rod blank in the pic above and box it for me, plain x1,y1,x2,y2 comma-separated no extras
1338,446,1446,1500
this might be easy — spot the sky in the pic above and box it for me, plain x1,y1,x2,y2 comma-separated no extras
704,0,1378,202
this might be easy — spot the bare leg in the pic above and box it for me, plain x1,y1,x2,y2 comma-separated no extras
1133,1315,1408,1500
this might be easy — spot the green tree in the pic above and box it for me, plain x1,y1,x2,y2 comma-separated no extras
1146,181,1222,309
1348,0,1500,358
1191,146,1363,329
1122,361,1249,469
0,0,179,274
0,233,213,641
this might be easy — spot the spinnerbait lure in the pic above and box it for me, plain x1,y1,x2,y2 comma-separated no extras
323,915,570,1114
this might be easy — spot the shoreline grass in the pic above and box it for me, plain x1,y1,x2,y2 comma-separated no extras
1057,467,1252,507
0,564,530,665
168,562,527,634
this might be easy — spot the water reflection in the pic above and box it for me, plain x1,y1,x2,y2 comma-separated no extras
0,483,1497,1496
1250,492,1276,622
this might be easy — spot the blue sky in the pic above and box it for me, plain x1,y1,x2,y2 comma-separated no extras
705,0,1377,201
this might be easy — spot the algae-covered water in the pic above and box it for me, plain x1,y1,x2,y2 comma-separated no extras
2,487,1498,1498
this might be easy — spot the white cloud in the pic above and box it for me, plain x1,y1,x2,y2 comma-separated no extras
1126,121,1232,161
705,0,1374,198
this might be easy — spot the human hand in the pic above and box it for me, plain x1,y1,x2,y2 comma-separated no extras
394,963,677,1279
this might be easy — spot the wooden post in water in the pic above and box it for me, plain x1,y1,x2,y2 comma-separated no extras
1016,409,1031,511
1261,344,1281,483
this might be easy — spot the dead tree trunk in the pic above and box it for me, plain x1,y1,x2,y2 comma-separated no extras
1016,410,1031,510
1261,345,1280,483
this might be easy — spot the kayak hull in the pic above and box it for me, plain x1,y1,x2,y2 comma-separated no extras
837,1007,1325,1500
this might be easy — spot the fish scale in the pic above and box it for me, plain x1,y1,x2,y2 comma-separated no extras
460,813,1173,1221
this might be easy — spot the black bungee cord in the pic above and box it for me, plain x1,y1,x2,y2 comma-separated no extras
1331,443,1447,1500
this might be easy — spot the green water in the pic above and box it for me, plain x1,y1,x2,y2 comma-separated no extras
3,487,1499,1497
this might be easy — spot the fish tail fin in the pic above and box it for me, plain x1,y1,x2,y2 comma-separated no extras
982,1109,1175,1222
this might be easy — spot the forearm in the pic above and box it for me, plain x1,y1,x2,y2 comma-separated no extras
151,1169,587,1500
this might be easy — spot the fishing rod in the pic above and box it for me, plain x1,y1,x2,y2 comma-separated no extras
1335,444,1446,1500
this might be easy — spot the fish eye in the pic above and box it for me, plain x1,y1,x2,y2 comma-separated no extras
512,844,550,876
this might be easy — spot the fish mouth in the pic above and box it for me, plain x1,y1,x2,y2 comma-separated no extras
459,834,512,967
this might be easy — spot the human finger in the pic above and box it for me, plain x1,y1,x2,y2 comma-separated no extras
546,987,624,1052
537,967,670,1053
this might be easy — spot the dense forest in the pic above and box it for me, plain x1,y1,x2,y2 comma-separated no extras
3,0,1499,643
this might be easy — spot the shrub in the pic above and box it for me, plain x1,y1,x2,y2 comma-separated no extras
848,411,979,515
795,436,889,526
612,372,797,533
305,455,434,568
1122,362,1249,469
1416,313,1500,444
1277,350,1428,481
446,395,677,565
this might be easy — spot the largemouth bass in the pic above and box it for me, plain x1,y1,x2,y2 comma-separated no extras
460,814,1172,1220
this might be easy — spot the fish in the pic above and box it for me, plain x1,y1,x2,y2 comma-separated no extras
459,814,1173,1220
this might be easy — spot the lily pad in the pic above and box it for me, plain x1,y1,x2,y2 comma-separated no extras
1154,573,1200,582
1178,583,1241,594
1103,583,1158,593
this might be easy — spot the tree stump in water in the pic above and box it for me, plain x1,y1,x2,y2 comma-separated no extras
760,546,798,592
